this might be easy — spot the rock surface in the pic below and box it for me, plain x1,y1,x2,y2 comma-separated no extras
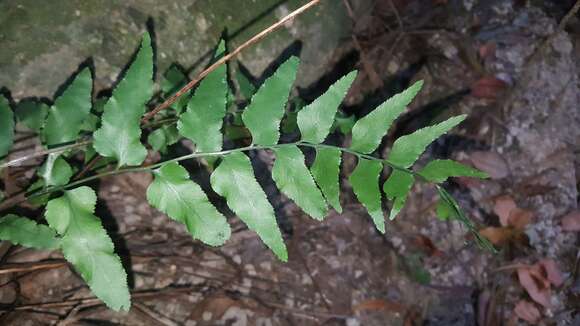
0,0,356,99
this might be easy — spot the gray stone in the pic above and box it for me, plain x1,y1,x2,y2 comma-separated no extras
0,0,355,100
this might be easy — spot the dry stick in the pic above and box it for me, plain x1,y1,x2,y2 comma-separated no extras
341,0,383,90
0,260,66,275
0,140,91,169
6,287,199,311
142,0,321,122
133,303,179,326
559,0,580,30
388,0,404,31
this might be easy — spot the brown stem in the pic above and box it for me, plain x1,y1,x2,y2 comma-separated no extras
341,0,383,90
5,286,201,311
0,140,91,169
141,0,321,122
0,260,66,275
559,0,580,30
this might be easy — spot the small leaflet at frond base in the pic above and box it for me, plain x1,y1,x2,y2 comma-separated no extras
0,95,14,158
236,64,256,101
297,71,357,144
383,169,414,220
210,152,288,261
348,158,385,233
310,147,342,213
178,39,228,153
43,67,93,147
388,115,466,168
81,113,99,132
39,153,73,187
272,145,328,220
45,187,131,311
15,99,48,133
419,159,488,183
436,186,497,253
0,214,60,249
242,56,299,146
148,125,180,153
162,64,189,113
436,198,456,221
350,80,423,154
93,32,154,167
147,162,231,246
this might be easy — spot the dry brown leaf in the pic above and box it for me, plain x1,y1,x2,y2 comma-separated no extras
509,208,534,230
470,76,508,99
413,235,444,257
403,309,421,326
494,196,517,226
476,289,499,326
476,290,491,326
189,296,240,321
492,196,533,230
470,151,509,179
478,42,497,60
353,298,407,314
517,267,552,308
538,259,564,287
480,227,514,245
561,211,580,231
514,300,541,324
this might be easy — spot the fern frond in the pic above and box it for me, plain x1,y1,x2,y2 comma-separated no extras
178,40,228,153
272,145,328,220
15,99,48,132
388,115,466,168
0,214,60,249
147,162,231,246
383,170,415,220
0,94,14,158
93,32,154,167
210,152,288,261
310,147,343,213
43,67,93,146
45,186,131,311
242,56,299,146
348,158,385,233
350,81,423,154
39,153,73,187
419,159,488,183
297,71,357,144
0,26,497,313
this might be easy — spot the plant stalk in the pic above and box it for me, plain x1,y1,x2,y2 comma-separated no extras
25,141,414,200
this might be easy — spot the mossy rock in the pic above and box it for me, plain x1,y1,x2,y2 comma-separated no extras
0,0,356,99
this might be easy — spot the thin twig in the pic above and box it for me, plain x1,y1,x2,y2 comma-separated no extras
559,0,580,30
133,303,179,326
0,140,91,169
4,286,201,311
341,0,383,89
73,155,101,181
0,260,66,275
141,0,321,122
388,0,404,31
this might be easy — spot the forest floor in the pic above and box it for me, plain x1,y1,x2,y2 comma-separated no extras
1,1,579,325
